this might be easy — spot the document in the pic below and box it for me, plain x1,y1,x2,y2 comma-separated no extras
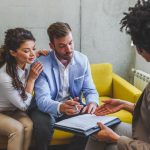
54,114,121,136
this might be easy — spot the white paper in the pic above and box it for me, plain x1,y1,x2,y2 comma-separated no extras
55,114,117,131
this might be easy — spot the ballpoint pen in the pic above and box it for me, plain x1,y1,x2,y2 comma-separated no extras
69,96,79,111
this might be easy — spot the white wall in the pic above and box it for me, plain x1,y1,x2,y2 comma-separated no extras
135,53,150,74
81,0,135,79
0,0,81,50
0,0,138,80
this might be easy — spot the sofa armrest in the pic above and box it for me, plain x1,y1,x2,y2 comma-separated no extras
112,73,142,103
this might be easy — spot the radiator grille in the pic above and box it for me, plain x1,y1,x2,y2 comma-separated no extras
132,68,150,91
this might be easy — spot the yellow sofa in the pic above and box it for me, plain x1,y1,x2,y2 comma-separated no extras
0,63,142,149
90,63,141,123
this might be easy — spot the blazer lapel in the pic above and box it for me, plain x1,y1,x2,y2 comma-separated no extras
51,53,60,91
53,67,60,91
69,62,79,97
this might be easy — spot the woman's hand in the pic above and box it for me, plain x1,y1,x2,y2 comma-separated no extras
94,99,125,116
28,62,43,81
93,122,120,143
25,62,43,94
36,50,49,57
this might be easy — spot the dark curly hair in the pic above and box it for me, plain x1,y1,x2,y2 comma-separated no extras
0,28,35,100
120,0,150,53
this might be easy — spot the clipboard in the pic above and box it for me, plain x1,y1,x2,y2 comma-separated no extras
54,114,121,136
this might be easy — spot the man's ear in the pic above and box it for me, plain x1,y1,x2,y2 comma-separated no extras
49,43,54,50
9,50,17,57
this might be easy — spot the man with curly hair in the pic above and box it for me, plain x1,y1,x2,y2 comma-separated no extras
85,0,150,150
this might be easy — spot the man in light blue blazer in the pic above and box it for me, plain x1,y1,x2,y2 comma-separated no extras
29,22,99,150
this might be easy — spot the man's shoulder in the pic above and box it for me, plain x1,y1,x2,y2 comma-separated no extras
37,51,54,64
74,50,88,63
74,50,87,59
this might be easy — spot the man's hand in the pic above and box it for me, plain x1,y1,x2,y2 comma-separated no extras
81,102,97,114
94,99,125,116
93,122,120,143
60,99,83,116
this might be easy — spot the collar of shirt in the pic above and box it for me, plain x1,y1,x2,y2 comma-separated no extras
54,52,71,101
17,65,29,84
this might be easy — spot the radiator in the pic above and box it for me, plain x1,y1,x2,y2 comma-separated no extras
132,68,150,91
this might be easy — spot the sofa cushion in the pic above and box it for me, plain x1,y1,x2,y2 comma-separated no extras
91,63,113,97
51,130,74,145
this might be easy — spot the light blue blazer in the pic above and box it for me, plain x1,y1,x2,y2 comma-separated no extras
34,50,99,117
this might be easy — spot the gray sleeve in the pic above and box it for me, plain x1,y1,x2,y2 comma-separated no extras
0,76,32,111
117,136,150,150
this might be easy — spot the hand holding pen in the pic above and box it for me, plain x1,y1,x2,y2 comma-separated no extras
69,97,80,112
59,97,83,116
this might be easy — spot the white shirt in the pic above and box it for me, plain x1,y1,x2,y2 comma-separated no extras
0,64,32,111
54,53,73,114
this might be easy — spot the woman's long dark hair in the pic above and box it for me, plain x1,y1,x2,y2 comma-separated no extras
0,28,35,100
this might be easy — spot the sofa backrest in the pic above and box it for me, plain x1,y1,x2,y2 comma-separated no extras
90,63,113,97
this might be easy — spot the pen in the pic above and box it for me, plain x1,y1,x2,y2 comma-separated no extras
69,96,79,111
